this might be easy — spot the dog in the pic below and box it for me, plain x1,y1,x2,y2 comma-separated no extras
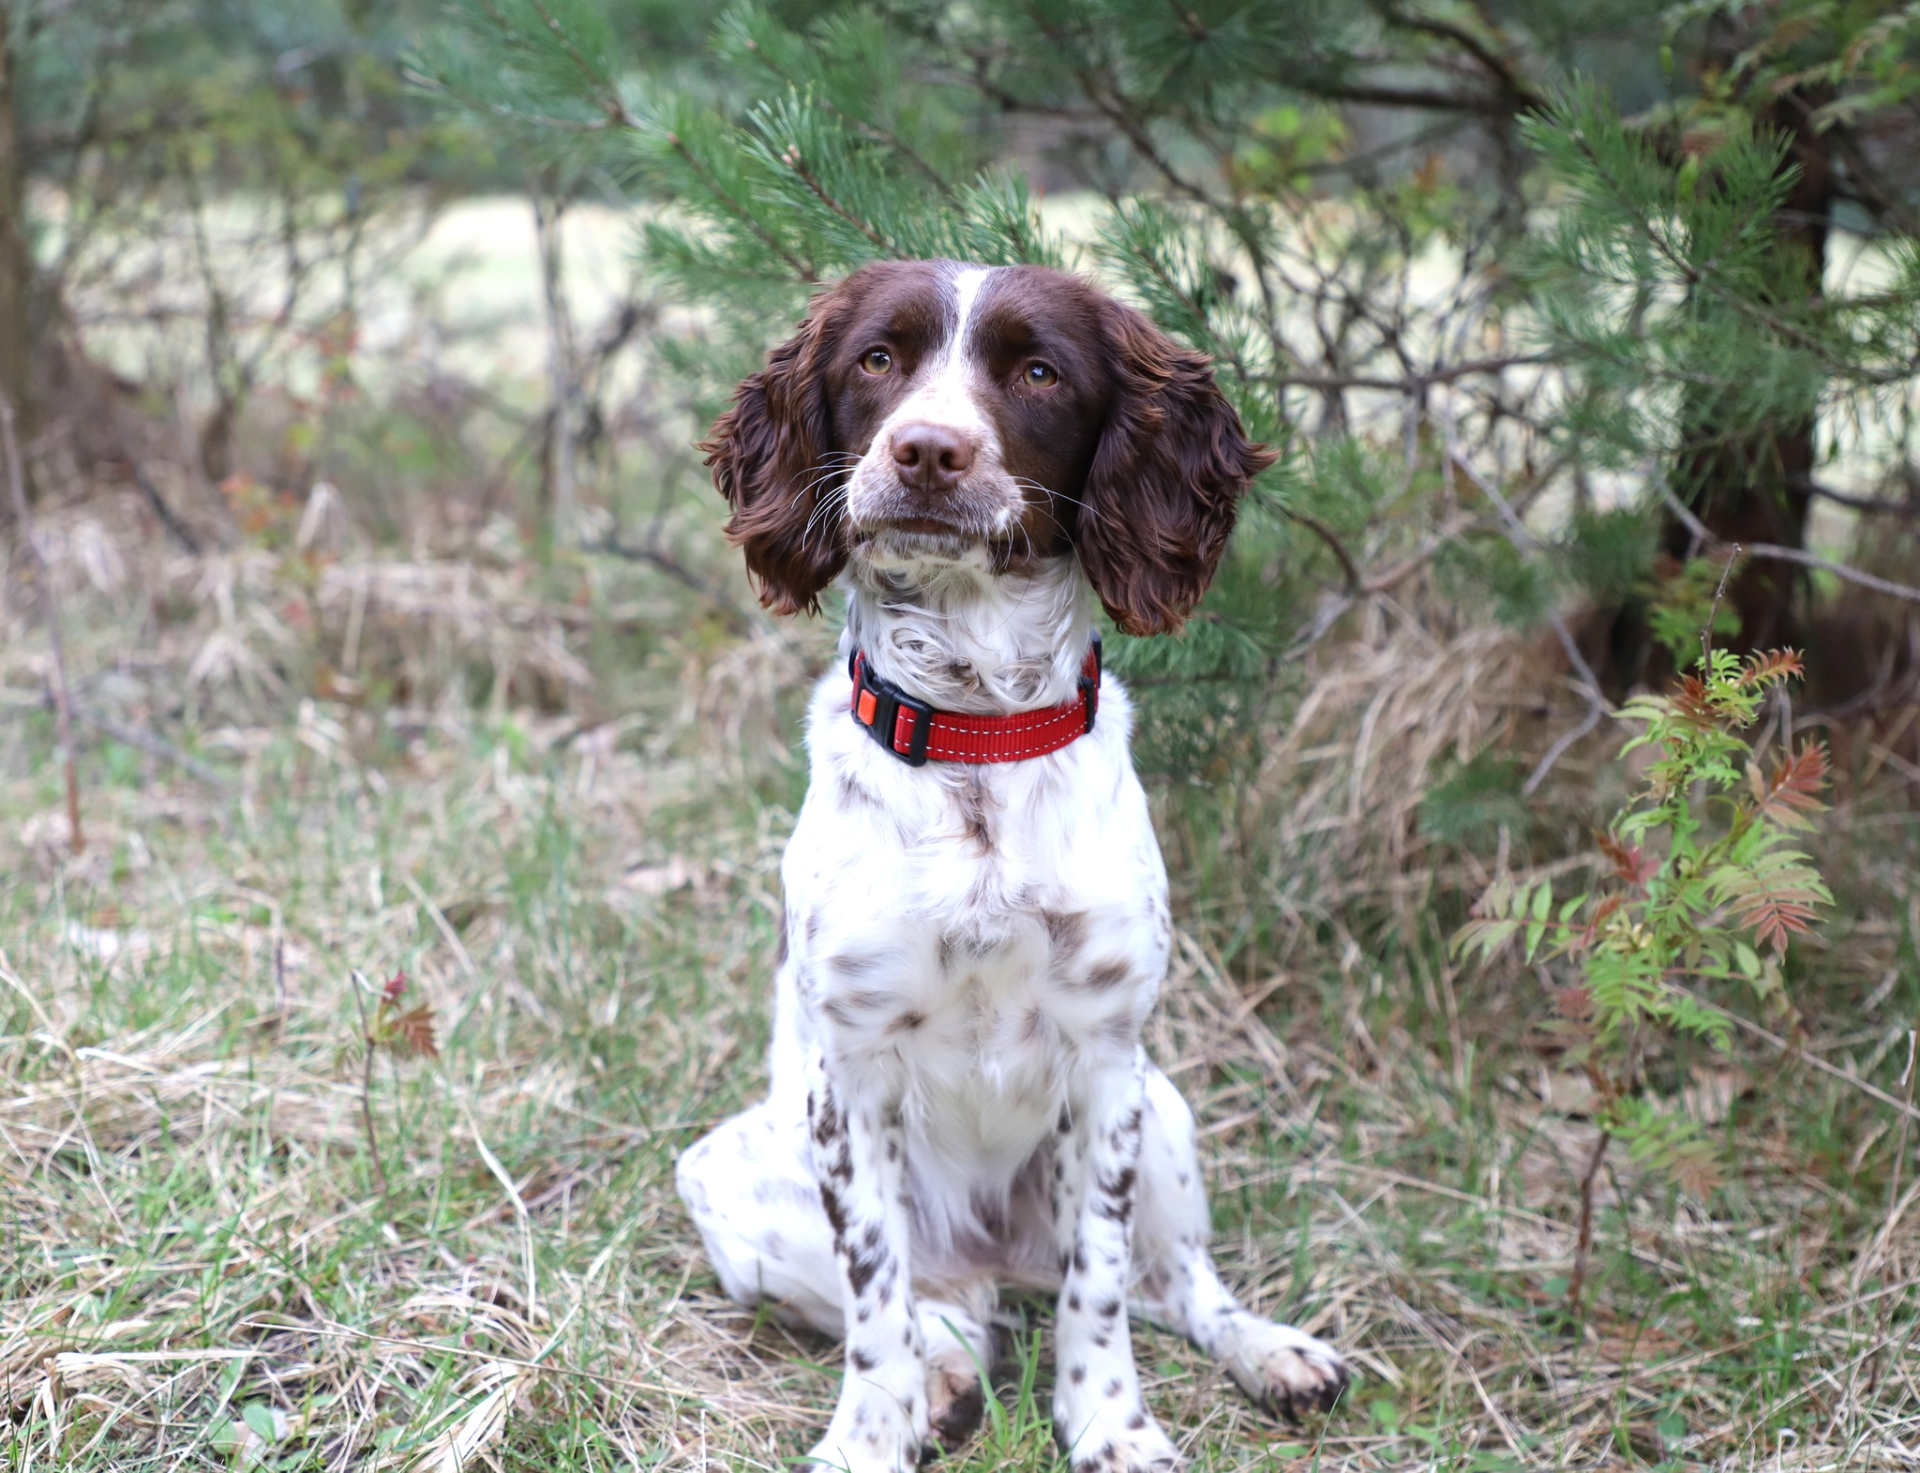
676,259,1348,1472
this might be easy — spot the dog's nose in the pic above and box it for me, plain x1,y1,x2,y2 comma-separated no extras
889,422,975,492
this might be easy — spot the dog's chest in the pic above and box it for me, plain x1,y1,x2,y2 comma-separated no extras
785,702,1170,1163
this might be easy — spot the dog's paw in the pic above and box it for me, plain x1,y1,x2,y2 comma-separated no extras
802,1398,926,1473
798,1434,921,1473
1222,1318,1350,1422
1061,1408,1183,1473
925,1353,986,1453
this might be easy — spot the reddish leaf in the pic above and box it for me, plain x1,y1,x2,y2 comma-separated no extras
1756,743,1829,828
389,1003,439,1061
1574,892,1625,951
382,970,410,1004
1671,676,1718,730
1555,984,1594,1021
1596,833,1658,889
1737,648,1805,688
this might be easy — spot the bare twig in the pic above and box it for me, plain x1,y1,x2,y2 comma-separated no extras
1567,1127,1611,1316
1670,985,1920,1127
533,193,578,542
1284,507,1362,594
1661,481,1920,606
1793,475,1918,516
1702,541,1743,665
1274,352,1550,393
133,465,202,553
65,699,231,788
2,394,83,856
348,971,392,1215
581,533,754,635
1441,428,1612,793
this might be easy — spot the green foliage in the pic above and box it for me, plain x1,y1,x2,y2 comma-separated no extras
1454,642,1832,1212
426,0,1920,790
1561,504,1660,606
1420,751,1530,848
1436,533,1553,630
1648,555,1745,665
1520,75,1920,476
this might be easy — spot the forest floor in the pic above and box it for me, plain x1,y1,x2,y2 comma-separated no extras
2,451,1918,1472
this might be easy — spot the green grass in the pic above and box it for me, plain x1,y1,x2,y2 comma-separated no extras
2,493,1917,1471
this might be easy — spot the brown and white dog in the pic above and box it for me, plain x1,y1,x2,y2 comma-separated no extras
675,260,1347,1472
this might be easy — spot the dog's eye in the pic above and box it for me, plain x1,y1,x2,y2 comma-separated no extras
1024,362,1058,388
860,349,892,376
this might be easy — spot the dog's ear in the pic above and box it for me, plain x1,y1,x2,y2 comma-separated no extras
702,280,858,616
1075,300,1276,636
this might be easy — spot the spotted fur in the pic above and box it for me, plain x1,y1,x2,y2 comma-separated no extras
678,261,1347,1473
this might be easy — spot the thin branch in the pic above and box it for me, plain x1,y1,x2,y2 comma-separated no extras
781,148,894,254
1274,352,1550,393
581,534,754,635
1660,482,1920,606
1381,4,1544,113
1443,434,1613,792
348,971,392,1216
1567,1127,1612,1316
735,46,959,203
1824,120,1920,239
134,465,202,553
1791,475,1918,517
2,395,83,856
1284,508,1362,594
66,699,231,788
1524,705,1606,797
1302,79,1519,116
1672,985,1920,1127
664,131,819,285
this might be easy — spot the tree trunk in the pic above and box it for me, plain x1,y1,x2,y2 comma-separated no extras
1663,20,1834,654
0,0,36,479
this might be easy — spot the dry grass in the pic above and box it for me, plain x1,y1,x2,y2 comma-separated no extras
3,485,1918,1473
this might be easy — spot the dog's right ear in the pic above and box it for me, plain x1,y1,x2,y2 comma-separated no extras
701,279,857,617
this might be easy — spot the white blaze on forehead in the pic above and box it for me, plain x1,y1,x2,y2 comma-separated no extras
878,265,997,448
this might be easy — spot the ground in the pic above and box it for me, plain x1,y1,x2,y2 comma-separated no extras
2,484,1917,1472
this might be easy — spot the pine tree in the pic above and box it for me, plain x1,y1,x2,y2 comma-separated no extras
421,0,1920,765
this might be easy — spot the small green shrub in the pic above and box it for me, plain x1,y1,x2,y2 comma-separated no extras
1454,643,1831,1308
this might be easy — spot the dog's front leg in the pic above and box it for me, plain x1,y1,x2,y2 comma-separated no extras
1053,1047,1180,1472
804,1048,927,1472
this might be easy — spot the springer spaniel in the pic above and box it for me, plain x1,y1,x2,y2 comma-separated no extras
676,260,1348,1472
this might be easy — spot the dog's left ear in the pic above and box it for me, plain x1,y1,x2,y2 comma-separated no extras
700,278,858,616
1075,300,1277,636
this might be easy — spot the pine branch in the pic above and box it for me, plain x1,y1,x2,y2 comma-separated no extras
1380,3,1544,113
663,130,819,285
779,146,895,255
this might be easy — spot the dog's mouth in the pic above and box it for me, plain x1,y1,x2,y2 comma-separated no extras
860,513,979,538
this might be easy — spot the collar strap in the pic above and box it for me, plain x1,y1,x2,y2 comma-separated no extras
849,636,1101,767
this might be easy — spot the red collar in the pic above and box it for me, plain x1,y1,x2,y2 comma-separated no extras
849,637,1101,766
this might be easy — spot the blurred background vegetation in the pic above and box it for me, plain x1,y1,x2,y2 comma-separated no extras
2,2,1919,1469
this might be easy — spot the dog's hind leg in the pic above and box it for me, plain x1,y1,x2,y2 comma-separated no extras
677,1094,996,1460
1128,1067,1349,1421
677,1097,844,1333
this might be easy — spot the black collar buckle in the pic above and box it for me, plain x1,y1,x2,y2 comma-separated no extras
850,652,933,766
1079,630,1103,734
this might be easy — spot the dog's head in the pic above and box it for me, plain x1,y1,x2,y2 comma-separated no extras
702,260,1275,635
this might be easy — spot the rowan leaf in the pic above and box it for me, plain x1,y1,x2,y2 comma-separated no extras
1597,830,1659,887
388,1003,440,1061
1753,742,1829,830
1737,648,1805,688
